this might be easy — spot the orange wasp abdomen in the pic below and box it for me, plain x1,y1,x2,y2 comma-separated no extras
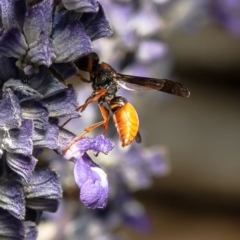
112,102,139,147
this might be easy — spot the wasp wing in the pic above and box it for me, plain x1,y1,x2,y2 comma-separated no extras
118,79,156,91
116,73,190,97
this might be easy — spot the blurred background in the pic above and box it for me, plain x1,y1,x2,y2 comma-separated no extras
39,0,240,239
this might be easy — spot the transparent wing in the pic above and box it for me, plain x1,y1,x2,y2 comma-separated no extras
118,80,155,91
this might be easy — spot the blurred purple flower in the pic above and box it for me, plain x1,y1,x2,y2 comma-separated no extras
105,142,170,191
93,0,170,77
209,0,240,34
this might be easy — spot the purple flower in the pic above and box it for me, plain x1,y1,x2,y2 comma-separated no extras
105,142,169,191
209,0,240,34
74,153,109,209
63,135,114,209
63,134,114,160
0,0,112,69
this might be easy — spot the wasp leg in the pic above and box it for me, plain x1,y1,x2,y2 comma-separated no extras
77,88,107,112
62,103,110,152
60,88,107,128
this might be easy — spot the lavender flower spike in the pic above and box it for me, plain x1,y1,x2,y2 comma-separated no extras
0,0,114,238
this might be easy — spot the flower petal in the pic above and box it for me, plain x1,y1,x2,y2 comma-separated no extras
65,135,114,161
24,168,62,212
24,168,62,199
3,79,43,102
24,221,38,240
129,6,161,37
53,21,92,62
21,100,49,130
0,88,22,130
143,146,170,176
52,9,69,37
0,28,28,58
0,0,26,30
26,198,61,213
33,122,59,149
62,0,99,12
28,66,66,98
74,153,108,209
25,208,43,224
6,153,37,182
0,180,25,219
122,198,151,233
136,41,168,63
81,3,113,41
51,62,78,80
57,128,75,153
28,32,56,67
23,0,53,45
41,84,79,118
5,119,33,156
119,145,153,190
0,208,25,239
0,56,18,82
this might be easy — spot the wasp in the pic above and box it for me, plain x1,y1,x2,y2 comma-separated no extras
62,52,190,152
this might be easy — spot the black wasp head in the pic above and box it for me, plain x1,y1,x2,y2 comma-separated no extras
94,62,116,87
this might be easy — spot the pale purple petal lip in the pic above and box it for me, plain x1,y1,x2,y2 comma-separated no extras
74,153,108,209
